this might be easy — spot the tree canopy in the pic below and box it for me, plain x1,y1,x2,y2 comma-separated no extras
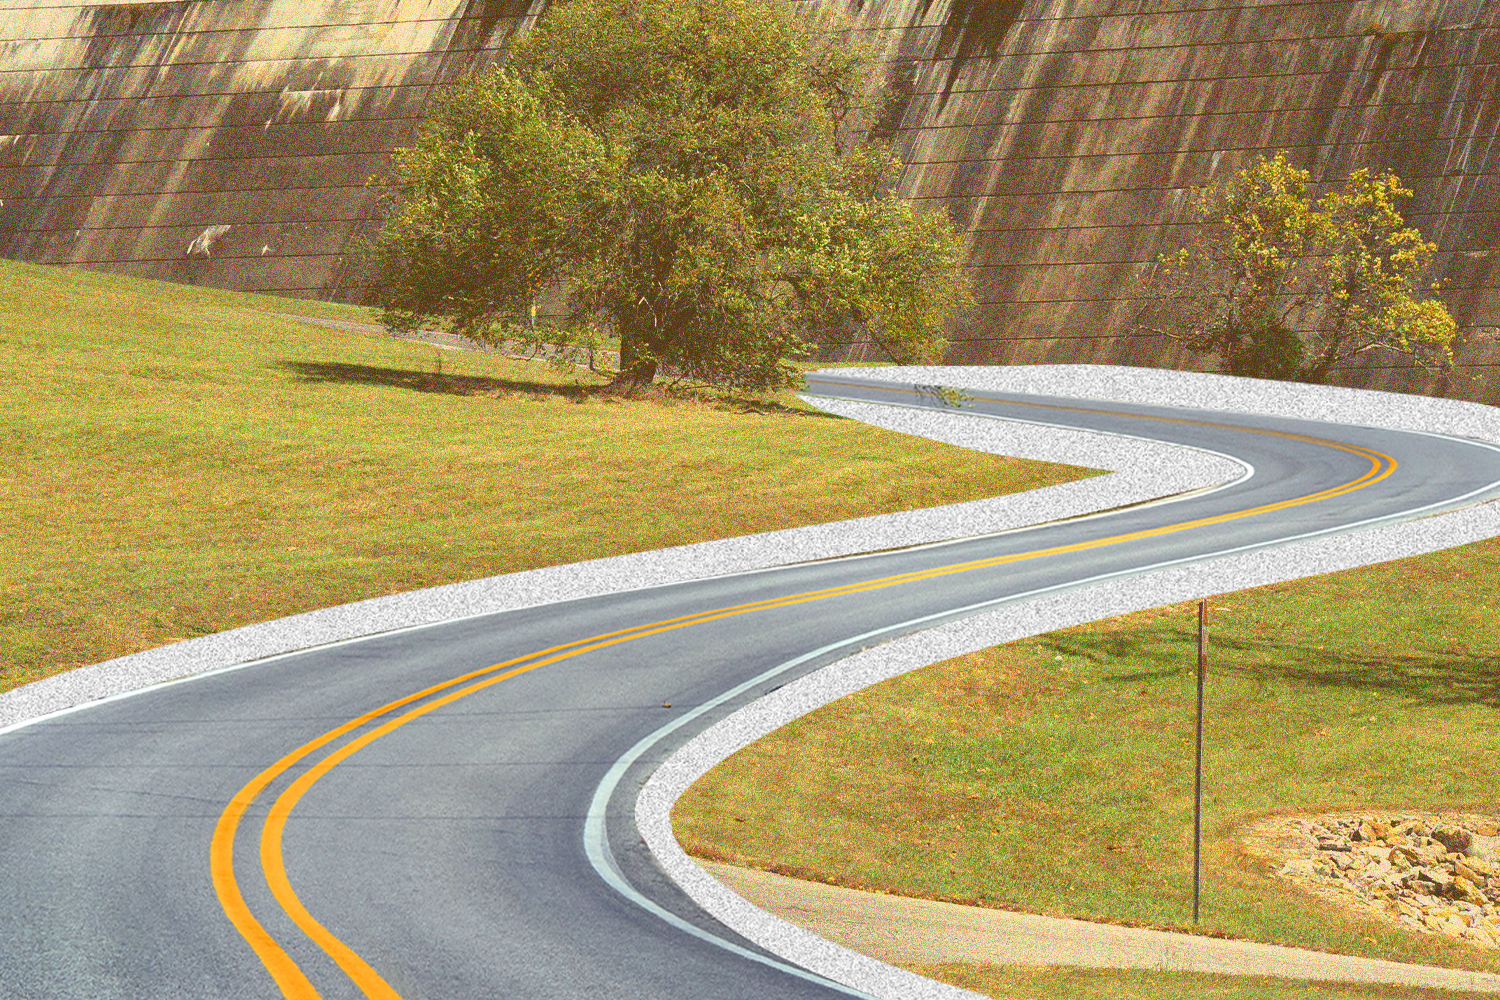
367,0,972,391
1136,152,1456,383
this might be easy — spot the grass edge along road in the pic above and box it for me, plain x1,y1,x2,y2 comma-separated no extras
0,255,1095,687
907,963,1499,1000
673,532,1500,992
11,258,1495,999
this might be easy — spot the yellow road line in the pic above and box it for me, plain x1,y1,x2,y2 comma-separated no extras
213,394,1397,998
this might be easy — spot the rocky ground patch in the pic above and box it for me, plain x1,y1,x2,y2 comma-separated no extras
1243,813,1500,947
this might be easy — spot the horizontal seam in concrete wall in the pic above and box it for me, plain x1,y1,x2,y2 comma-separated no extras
960,256,1498,270
5,0,1455,26
4,101,1495,149
0,121,424,141
929,214,1495,236
952,296,1500,312
18,18,1497,59
0,148,402,170
28,250,372,265
866,39,1500,88
896,130,1500,163
784,0,1500,27
10,215,372,235
939,333,1500,357
894,185,1494,209
0,179,374,196
894,100,1500,137
8,90,1495,141
890,56,1500,102
0,81,473,110
0,44,511,82
3,58,1485,111
3,14,527,44
9,27,1498,85
905,97,1500,133
937,291,1500,310
908,26,1500,69
4,58,1494,126
899,181,1500,204
0,113,431,135
20,0,1468,43
9,156,1494,200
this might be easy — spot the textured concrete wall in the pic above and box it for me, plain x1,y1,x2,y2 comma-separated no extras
823,0,1500,397
1,0,1497,397
0,0,542,299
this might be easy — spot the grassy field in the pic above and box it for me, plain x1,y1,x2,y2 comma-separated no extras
0,258,1095,692
908,964,1495,1000
10,256,1498,997
674,535,1500,979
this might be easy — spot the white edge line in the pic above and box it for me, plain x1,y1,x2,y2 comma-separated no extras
595,387,1500,998
0,380,1244,735
3,368,1500,997
619,493,1500,998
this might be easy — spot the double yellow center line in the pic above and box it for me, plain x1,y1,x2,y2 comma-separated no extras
210,389,1396,998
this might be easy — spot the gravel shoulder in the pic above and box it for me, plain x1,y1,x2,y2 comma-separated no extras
701,861,1500,992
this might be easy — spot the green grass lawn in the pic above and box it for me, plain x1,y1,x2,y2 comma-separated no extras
909,964,1494,1000
0,258,1094,692
674,536,1500,978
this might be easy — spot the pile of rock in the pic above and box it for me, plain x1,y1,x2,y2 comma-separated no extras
1260,814,1500,947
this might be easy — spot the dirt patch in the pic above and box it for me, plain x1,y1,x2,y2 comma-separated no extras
1241,811,1500,948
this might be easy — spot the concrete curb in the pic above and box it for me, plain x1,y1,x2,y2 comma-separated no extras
705,862,1500,992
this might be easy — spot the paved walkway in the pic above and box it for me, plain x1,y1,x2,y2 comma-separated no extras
702,861,1500,992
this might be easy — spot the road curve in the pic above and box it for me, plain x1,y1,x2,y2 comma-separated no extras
3,368,1500,1000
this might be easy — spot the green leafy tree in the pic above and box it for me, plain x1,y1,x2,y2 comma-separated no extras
367,0,972,392
1137,152,1456,382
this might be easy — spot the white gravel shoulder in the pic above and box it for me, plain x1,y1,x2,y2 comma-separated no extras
5,365,1500,996
2,365,1255,735
635,365,1500,999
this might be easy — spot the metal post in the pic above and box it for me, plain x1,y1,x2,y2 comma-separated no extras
1194,599,1208,924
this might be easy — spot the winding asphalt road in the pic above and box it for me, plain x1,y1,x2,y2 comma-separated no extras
4,373,1500,1000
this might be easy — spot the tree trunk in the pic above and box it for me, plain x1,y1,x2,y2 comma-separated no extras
1303,348,1337,384
617,323,659,390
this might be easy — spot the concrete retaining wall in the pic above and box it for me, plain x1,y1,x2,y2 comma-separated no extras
0,1,539,298
1,0,1496,397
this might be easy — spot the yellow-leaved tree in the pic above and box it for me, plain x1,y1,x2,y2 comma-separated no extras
1137,152,1456,383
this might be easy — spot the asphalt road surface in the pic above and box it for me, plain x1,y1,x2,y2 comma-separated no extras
4,374,1500,1000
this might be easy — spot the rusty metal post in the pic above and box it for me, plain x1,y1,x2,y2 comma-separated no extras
1194,599,1208,924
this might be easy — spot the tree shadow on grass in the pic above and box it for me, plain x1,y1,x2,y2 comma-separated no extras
1237,650,1500,709
274,360,834,416
277,358,588,399
1039,626,1500,709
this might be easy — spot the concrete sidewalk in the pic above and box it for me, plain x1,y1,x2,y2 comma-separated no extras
702,861,1500,992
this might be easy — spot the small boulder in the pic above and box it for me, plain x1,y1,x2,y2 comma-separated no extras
1454,875,1488,905
1434,826,1474,855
